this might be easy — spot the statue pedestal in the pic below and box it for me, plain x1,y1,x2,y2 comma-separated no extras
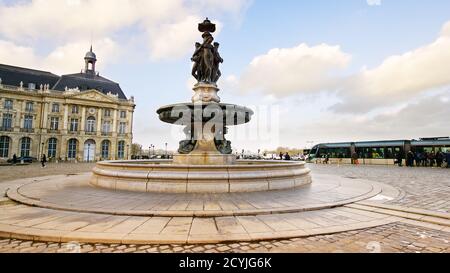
174,121,235,165
173,153,236,165
192,83,220,103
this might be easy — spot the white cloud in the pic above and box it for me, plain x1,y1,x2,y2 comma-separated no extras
0,38,120,75
238,43,351,96
366,0,381,6
232,20,450,114
0,0,251,62
333,22,450,112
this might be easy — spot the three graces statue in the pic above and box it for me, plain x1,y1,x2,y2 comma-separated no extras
191,18,223,84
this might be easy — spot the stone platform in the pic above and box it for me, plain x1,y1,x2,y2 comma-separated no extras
0,172,408,244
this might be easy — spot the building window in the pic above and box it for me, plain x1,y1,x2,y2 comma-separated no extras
48,138,57,158
71,105,79,114
70,118,79,132
68,139,78,159
28,83,36,90
0,136,10,158
86,117,96,133
20,137,31,157
52,103,60,113
4,99,13,110
102,121,111,133
25,102,34,112
2,114,13,130
118,122,126,134
24,115,33,130
120,111,126,119
101,140,110,160
50,117,59,131
118,141,125,159
104,109,111,117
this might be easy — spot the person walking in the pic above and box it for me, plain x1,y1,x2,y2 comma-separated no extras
446,152,450,168
12,154,17,165
352,152,359,165
284,152,291,161
436,151,444,168
415,152,421,167
41,154,47,168
279,152,284,160
429,152,436,167
396,152,403,167
406,150,414,167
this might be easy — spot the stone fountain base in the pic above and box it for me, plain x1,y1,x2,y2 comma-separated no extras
90,160,312,194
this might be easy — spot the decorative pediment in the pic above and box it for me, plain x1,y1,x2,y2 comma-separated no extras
65,89,118,103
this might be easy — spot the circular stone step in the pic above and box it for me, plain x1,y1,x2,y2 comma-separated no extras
8,173,382,217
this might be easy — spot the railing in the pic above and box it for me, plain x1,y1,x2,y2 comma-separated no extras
20,128,34,133
102,132,113,137
0,127,13,132
85,131,96,135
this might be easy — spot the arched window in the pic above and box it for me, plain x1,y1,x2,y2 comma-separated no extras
101,140,110,160
118,141,125,159
48,138,57,158
0,136,10,158
20,137,31,157
68,139,78,159
86,116,96,133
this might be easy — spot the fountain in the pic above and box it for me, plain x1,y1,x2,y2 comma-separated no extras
91,18,312,193
2,18,403,246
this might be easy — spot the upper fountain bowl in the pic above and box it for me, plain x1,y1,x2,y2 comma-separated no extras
157,102,254,126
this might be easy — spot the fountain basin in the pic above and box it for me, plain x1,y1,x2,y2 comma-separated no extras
91,160,312,193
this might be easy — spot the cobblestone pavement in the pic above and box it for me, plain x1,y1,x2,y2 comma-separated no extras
0,223,448,253
308,164,450,213
0,163,95,183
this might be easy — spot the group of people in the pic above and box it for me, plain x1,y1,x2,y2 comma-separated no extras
399,150,450,168
279,152,292,161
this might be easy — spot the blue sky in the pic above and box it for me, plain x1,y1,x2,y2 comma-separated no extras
1,0,450,152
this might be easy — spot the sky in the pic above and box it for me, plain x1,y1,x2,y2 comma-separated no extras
1,0,450,152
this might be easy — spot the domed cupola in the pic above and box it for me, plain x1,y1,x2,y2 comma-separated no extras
84,45,97,75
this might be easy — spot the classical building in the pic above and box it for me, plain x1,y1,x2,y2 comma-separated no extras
0,47,135,162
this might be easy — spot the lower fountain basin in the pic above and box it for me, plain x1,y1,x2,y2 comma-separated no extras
91,160,312,194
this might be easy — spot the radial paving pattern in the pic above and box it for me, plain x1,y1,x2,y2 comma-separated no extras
7,173,386,217
0,171,412,244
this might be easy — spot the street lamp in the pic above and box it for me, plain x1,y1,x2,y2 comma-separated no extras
165,143,168,157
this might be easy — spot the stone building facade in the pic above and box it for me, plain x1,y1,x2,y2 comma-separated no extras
0,47,135,162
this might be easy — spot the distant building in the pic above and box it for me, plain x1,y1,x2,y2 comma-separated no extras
0,47,135,162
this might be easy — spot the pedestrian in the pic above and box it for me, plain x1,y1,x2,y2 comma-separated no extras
41,154,47,168
414,152,420,167
396,152,403,167
284,152,291,161
279,152,284,160
406,150,414,167
436,150,444,168
324,154,330,164
446,152,450,168
429,152,436,167
352,152,359,165
12,154,17,165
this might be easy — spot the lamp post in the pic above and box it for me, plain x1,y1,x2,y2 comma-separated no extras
165,143,168,157
127,144,130,160
149,146,151,158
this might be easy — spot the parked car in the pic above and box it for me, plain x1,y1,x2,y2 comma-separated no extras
7,156,38,164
